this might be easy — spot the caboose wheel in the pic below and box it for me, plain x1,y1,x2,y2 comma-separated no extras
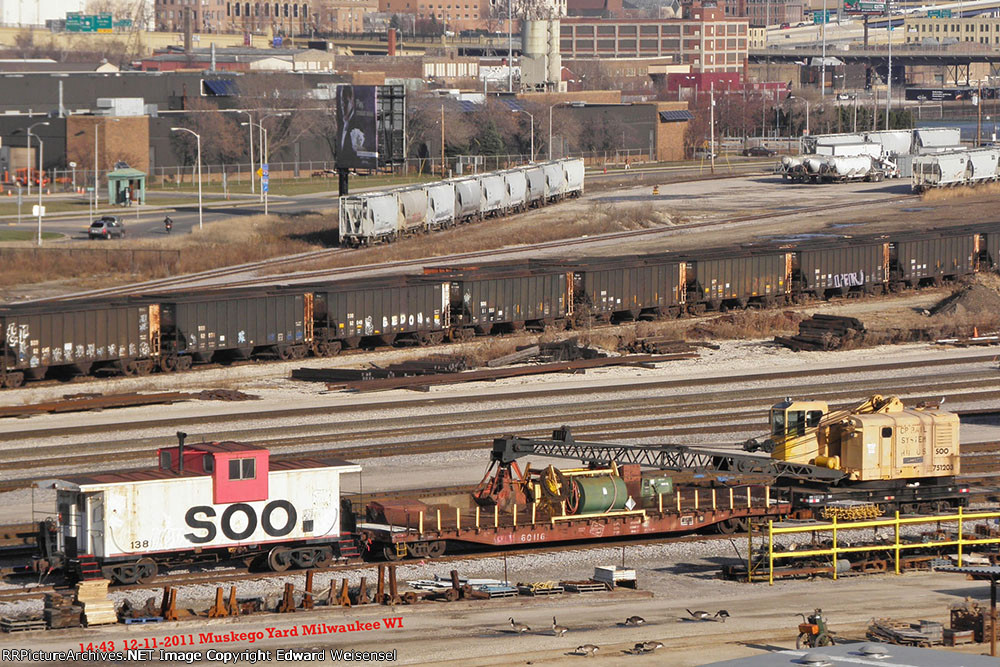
291,548,318,568
268,547,292,572
136,558,158,584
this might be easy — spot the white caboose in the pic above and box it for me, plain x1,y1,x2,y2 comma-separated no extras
35,435,360,584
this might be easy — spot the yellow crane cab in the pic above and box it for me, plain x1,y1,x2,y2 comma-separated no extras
769,399,829,439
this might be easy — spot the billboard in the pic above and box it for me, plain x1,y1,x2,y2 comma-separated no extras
843,0,888,14
335,85,379,170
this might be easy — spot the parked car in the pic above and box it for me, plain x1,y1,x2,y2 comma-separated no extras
89,216,126,239
780,22,790,29
742,146,777,157
693,148,718,159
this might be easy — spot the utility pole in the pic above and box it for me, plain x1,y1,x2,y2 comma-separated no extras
440,104,446,178
821,0,827,97
885,8,892,129
978,82,983,146
710,87,716,175
507,0,512,93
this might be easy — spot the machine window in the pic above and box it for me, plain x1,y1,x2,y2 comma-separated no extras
788,411,806,436
881,427,893,438
806,410,823,428
771,410,785,436
229,458,256,480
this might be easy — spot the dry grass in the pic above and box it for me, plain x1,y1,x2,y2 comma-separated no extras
278,203,680,275
0,211,337,296
687,310,804,340
921,182,1000,202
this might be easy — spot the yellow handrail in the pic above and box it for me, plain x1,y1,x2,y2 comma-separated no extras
765,506,1000,585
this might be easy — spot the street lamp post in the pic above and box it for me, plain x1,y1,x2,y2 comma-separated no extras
171,127,203,231
25,121,48,198
242,121,269,214
26,121,49,246
241,110,255,194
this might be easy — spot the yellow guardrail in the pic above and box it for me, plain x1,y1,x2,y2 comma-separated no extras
756,507,1000,585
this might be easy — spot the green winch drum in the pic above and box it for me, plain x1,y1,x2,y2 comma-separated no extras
571,476,629,514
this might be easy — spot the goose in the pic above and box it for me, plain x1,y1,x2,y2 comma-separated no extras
686,609,712,621
624,615,646,626
716,610,730,622
634,641,664,654
552,617,568,636
576,644,599,657
509,617,531,634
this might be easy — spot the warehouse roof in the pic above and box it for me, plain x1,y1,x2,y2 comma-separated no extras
705,642,999,666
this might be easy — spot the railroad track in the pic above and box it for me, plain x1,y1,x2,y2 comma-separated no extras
1,354,998,489
30,190,917,302
148,192,921,294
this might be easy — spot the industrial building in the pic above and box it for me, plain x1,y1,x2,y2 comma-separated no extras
558,9,749,73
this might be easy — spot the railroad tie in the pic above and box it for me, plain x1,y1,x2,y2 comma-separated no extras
301,571,314,611
357,576,370,605
208,587,227,618
337,578,351,607
278,583,295,613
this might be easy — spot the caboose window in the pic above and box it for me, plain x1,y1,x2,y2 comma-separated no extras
159,451,171,470
229,458,256,480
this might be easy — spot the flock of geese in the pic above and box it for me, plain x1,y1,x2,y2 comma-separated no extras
506,609,730,657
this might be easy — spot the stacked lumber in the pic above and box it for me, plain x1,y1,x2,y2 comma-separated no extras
75,579,117,626
866,618,941,646
628,337,720,355
486,339,604,367
43,593,82,629
775,315,865,351
292,354,470,383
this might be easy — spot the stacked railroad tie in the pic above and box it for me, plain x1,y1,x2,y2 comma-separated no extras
43,593,82,629
866,618,944,646
75,579,118,626
775,315,866,352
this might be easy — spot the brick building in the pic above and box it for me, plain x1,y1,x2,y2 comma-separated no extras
743,0,803,28
904,16,1000,45
154,0,323,34
378,0,492,32
559,8,749,73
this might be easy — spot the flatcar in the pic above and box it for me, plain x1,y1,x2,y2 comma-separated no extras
33,435,360,584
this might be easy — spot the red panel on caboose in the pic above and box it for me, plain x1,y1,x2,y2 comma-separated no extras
211,446,269,503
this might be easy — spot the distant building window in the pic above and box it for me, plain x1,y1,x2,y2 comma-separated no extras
229,457,256,481
303,4,307,16
234,3,240,15
293,3,298,16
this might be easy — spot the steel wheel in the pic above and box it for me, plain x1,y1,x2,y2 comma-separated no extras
795,633,811,650
136,558,158,584
267,547,292,572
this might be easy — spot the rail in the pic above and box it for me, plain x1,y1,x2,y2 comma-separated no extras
759,508,1000,585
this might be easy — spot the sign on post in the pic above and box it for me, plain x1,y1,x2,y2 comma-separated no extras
31,205,45,217
813,10,832,23
843,0,888,15
261,163,269,193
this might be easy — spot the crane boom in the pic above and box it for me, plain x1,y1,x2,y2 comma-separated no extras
491,428,847,483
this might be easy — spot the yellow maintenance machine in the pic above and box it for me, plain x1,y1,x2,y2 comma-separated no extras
764,395,960,482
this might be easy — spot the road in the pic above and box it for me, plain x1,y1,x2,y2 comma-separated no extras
0,160,772,242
